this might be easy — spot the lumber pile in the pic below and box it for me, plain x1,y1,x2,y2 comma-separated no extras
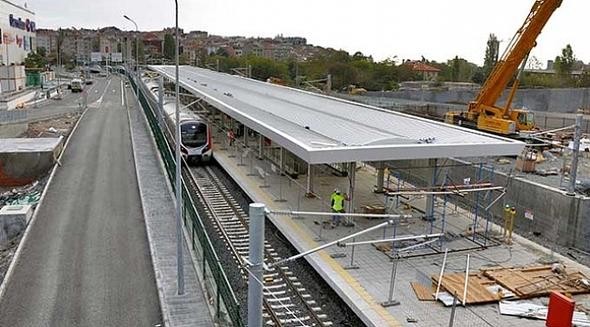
481,265,590,298
423,264,590,305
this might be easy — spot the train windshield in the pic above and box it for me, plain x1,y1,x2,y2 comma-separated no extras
181,123,207,147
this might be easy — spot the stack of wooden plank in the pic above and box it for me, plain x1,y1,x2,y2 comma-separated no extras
361,204,386,215
482,265,590,298
421,264,590,305
430,272,500,304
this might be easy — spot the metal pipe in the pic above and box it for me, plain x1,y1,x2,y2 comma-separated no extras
269,209,412,219
435,248,449,300
247,203,265,327
270,220,394,267
462,254,470,306
174,0,184,295
387,186,504,196
343,233,444,247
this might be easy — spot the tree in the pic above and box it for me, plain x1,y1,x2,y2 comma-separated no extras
554,44,575,75
527,56,543,70
163,33,175,60
215,47,229,57
482,33,499,80
24,52,47,69
37,47,47,58
450,56,461,82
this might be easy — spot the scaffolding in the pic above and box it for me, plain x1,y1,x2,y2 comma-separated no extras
381,160,504,258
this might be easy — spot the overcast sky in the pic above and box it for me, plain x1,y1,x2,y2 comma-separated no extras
25,0,587,67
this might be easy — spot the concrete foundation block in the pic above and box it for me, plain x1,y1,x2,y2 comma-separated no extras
0,204,32,248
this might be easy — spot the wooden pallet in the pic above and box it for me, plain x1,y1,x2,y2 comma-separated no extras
482,265,590,298
411,282,435,301
431,272,499,304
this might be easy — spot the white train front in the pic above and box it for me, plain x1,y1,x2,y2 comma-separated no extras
141,75,213,164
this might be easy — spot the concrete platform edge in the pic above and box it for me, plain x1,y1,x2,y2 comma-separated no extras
213,152,397,327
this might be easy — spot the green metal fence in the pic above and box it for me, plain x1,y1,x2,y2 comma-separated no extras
128,75,244,327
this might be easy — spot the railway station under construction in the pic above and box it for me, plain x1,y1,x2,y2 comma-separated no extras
134,66,590,327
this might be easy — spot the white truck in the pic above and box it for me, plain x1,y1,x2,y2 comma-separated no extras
70,79,83,93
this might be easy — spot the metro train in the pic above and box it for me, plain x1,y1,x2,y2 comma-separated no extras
141,75,213,164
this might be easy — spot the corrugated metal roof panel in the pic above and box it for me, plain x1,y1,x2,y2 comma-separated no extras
149,65,524,164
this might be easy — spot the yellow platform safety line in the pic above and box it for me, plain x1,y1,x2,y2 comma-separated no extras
217,152,401,327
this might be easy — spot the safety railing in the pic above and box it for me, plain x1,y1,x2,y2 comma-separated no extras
128,74,244,327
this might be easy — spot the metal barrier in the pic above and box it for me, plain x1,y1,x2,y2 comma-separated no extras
128,75,244,327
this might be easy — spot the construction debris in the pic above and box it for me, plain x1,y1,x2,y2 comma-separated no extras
498,301,590,326
410,282,435,301
431,272,499,304
361,204,385,215
482,265,590,298
424,264,590,306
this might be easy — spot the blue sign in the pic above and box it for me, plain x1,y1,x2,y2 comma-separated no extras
9,14,36,33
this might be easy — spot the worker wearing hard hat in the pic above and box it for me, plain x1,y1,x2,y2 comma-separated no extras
331,189,346,228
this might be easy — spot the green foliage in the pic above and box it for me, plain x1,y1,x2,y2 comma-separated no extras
163,34,175,60
197,50,483,91
440,56,478,83
24,51,47,69
520,72,573,88
483,34,499,80
554,44,575,75
37,47,47,58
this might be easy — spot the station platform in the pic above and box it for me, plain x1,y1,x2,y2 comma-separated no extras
213,141,590,327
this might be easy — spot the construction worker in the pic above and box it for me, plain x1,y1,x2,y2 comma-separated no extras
331,189,346,227
227,129,235,147
503,205,516,244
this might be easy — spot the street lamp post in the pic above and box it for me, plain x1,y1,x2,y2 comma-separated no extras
174,0,184,296
123,15,139,76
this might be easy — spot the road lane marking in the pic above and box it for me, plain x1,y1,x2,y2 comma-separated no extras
120,79,124,107
90,78,112,108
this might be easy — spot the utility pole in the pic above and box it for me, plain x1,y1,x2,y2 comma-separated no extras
174,0,184,296
123,15,139,77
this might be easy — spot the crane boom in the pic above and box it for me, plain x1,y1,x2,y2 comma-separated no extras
445,0,562,135
471,0,562,114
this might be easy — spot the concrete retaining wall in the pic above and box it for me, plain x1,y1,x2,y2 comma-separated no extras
368,87,590,114
0,121,27,138
386,159,590,251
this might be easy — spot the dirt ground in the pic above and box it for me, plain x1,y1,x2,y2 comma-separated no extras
23,113,81,138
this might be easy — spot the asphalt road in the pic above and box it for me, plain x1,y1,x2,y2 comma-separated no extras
22,77,110,122
0,75,162,326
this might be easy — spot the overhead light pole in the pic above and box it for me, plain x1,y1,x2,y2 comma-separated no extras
123,15,139,77
174,0,184,296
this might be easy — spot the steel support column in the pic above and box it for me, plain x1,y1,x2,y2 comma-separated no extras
425,158,437,222
247,203,266,327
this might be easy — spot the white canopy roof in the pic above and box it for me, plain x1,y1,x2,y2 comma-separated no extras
149,65,524,164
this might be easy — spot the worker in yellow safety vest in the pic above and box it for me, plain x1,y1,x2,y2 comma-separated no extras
503,205,516,244
331,189,346,227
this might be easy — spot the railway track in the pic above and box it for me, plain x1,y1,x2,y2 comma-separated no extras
186,166,333,327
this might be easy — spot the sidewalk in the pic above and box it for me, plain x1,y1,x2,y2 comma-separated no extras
126,84,215,327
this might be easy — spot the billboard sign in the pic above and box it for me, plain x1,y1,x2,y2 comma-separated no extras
90,52,102,62
110,52,123,62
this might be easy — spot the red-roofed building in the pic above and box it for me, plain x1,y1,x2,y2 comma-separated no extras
406,61,441,81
